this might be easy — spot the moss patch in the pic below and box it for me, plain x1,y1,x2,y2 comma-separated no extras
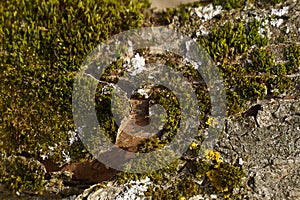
0,0,149,193
0,154,45,193
0,0,149,157
138,150,245,199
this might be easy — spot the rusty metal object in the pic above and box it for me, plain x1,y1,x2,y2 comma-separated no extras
115,97,160,152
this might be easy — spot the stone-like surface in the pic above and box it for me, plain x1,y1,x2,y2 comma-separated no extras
216,98,300,199
76,177,153,200
75,182,123,200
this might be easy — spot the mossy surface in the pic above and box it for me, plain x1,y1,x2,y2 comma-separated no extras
136,150,245,199
285,44,300,74
0,154,45,193
1,0,298,198
0,0,149,193
195,20,275,115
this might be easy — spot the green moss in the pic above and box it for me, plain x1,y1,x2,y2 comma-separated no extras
271,63,287,75
219,47,294,114
0,154,45,193
115,151,245,199
94,60,126,144
189,159,210,179
163,1,207,24
271,0,285,4
258,0,285,6
196,18,296,114
197,20,268,63
145,177,201,199
139,151,246,199
149,86,181,140
206,163,245,197
115,160,180,186
0,0,149,193
247,48,274,74
0,0,149,156
247,20,269,47
284,44,300,74
1,0,297,196
267,76,291,96
137,138,168,153
212,0,245,10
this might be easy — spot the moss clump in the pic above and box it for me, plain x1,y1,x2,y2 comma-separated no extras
247,48,274,74
0,0,149,193
258,0,286,6
206,163,245,197
119,151,245,199
137,138,168,153
246,48,293,96
163,1,207,24
197,20,268,63
161,4,295,116
218,47,293,115
145,177,201,199
196,18,297,115
140,150,245,199
212,0,245,10
0,154,45,193
192,151,245,198
284,44,300,74
115,160,180,186
94,60,126,144
189,158,210,179
0,0,149,160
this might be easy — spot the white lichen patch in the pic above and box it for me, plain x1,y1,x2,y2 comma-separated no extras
135,88,149,99
115,177,152,200
194,4,222,22
270,6,289,17
128,53,146,76
62,149,71,163
256,18,272,40
40,154,48,160
101,83,115,95
238,158,244,166
196,25,209,36
68,130,79,146
270,18,284,27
